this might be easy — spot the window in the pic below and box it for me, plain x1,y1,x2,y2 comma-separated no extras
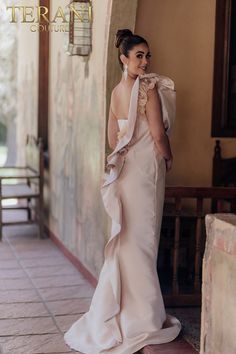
212,0,236,137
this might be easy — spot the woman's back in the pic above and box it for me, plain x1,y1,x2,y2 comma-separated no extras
110,75,166,153
111,82,133,120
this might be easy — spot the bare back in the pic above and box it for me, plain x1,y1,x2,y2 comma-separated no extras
111,82,133,120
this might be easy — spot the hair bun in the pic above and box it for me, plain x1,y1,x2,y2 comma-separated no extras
115,29,133,48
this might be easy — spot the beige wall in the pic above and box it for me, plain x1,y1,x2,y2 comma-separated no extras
135,0,236,187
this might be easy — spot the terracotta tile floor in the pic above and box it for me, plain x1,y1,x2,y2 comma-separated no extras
0,225,198,354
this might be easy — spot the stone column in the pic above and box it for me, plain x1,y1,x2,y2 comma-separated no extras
201,213,236,354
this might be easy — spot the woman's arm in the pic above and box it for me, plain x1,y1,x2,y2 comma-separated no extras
107,93,119,150
145,86,173,164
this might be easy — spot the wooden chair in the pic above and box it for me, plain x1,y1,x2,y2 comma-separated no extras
0,135,44,240
212,139,236,212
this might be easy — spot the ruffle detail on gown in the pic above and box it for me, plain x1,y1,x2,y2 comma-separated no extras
138,73,176,136
64,73,180,354
99,73,178,351
138,75,159,115
97,75,141,349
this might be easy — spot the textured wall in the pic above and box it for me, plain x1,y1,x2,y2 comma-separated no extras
48,0,112,277
135,0,236,187
16,0,39,165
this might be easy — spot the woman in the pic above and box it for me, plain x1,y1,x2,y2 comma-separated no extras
64,29,181,354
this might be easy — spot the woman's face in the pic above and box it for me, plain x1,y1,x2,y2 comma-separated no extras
121,43,151,77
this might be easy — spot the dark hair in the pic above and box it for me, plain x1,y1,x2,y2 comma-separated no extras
115,29,149,70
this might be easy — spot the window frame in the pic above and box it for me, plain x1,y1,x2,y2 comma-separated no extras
211,0,236,137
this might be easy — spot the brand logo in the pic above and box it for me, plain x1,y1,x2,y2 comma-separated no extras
6,4,92,32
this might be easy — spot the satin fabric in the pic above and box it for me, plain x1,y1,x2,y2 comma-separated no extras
64,73,181,354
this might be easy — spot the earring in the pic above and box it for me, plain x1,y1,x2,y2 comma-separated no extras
123,63,128,80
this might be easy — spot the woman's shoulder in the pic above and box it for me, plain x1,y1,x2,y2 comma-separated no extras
139,72,159,80
138,73,160,100
139,72,175,91
139,72,158,83
139,73,158,92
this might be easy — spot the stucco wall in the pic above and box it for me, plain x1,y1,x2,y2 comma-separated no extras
48,0,112,277
135,0,236,187
16,0,39,165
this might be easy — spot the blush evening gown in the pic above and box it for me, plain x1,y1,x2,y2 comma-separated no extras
64,73,182,354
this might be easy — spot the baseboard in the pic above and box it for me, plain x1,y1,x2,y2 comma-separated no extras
44,225,98,288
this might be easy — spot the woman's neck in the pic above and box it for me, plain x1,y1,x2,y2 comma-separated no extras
121,72,138,85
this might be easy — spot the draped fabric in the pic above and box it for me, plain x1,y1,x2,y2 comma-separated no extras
64,73,181,354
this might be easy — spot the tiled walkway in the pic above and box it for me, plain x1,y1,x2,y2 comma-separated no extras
0,225,198,354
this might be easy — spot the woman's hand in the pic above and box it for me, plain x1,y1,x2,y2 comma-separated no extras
118,146,129,156
165,156,173,172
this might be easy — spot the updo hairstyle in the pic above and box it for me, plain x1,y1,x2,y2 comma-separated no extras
115,29,148,70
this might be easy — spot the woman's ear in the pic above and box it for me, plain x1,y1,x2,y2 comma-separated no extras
120,54,128,66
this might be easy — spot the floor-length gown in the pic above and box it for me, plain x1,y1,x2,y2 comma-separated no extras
64,73,182,354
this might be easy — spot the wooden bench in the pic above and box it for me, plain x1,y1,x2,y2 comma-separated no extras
0,135,44,240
